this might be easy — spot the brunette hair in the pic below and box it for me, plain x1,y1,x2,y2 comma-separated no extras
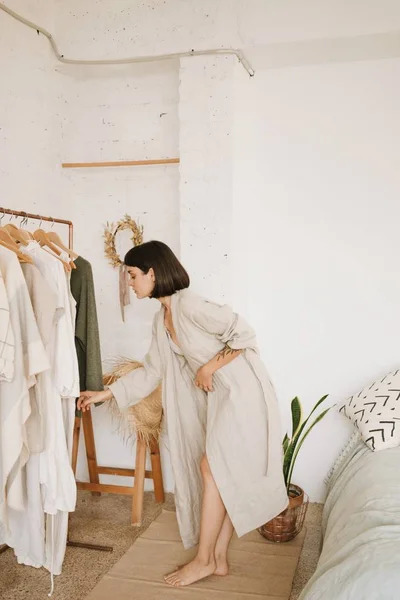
124,241,190,298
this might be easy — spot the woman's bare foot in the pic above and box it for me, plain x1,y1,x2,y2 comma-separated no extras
214,556,229,576
164,557,216,587
175,556,229,577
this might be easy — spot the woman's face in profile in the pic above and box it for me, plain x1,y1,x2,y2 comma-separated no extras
126,266,155,299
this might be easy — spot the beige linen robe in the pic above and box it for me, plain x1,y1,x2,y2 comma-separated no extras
109,289,288,549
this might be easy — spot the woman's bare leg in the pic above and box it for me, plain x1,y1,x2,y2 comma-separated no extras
175,511,234,576
164,454,229,587
214,512,234,575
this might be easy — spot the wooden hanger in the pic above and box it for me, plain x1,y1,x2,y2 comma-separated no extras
46,230,77,269
46,231,78,259
3,223,30,245
43,247,72,272
33,229,62,254
0,228,30,258
0,227,18,247
21,215,34,240
0,234,33,264
33,229,72,272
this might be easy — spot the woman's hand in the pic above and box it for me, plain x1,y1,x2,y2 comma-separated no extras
195,365,214,393
77,389,113,412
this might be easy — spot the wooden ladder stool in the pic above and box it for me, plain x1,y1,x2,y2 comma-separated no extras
71,408,165,526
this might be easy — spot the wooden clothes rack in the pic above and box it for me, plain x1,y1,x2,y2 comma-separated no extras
0,207,165,557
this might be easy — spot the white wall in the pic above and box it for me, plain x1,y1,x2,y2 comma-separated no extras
0,2,73,276
0,1,58,217
57,61,179,491
53,0,400,54
179,54,237,302
1,1,180,492
233,56,400,500
2,0,400,503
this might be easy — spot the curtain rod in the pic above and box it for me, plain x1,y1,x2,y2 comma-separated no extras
0,4,255,77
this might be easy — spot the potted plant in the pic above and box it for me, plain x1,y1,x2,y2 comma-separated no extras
259,395,331,543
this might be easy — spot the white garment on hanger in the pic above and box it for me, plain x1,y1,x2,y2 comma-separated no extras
0,247,49,536
60,250,78,328
18,244,79,576
4,263,76,572
21,242,79,398
0,269,15,382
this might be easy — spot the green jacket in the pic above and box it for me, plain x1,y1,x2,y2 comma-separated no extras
70,256,104,414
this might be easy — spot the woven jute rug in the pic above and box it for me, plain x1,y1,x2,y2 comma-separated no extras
85,509,306,600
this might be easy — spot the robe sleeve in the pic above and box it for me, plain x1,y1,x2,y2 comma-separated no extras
188,296,259,353
108,315,162,410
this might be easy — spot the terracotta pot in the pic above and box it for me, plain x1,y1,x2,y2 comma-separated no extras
258,484,304,543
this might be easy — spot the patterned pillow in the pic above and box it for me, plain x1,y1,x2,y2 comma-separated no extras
339,369,400,451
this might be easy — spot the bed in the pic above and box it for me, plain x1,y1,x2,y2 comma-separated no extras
299,432,400,600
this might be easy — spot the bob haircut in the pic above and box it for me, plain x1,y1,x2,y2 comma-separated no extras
124,241,190,298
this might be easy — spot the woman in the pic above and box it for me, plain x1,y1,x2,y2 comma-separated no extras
78,241,288,588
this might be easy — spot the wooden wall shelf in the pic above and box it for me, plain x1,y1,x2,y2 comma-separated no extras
62,158,180,169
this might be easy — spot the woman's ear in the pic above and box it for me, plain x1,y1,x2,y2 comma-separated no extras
149,267,155,282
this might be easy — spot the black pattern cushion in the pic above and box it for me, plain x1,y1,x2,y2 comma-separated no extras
339,369,400,451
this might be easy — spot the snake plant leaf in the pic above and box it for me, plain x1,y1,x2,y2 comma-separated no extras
309,394,329,417
291,396,303,438
283,433,290,455
282,397,302,481
286,406,331,491
283,437,296,483
282,395,329,486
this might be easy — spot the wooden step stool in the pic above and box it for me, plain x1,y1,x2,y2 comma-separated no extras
71,408,165,526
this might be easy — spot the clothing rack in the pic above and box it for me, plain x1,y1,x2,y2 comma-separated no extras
0,208,73,247
0,207,165,560
0,208,74,557
0,209,111,557
0,208,113,556
0,208,113,554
